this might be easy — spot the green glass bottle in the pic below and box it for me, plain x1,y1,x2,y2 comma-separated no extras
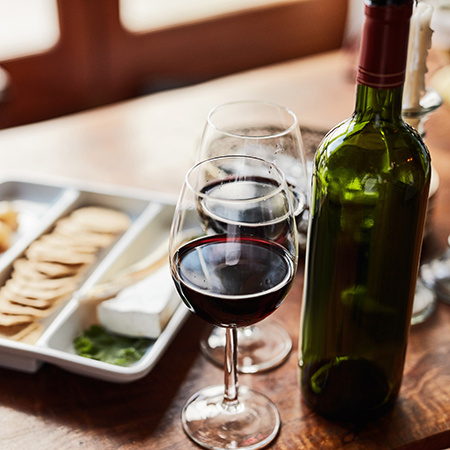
299,0,431,420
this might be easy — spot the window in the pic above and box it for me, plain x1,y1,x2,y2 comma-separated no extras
0,0,59,61
0,0,348,129
120,0,299,32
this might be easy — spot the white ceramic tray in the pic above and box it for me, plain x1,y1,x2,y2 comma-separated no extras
0,177,189,383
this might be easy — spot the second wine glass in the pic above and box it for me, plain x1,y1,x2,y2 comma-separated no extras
197,100,308,373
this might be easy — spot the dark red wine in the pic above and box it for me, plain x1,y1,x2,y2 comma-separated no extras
206,130,307,224
172,235,295,327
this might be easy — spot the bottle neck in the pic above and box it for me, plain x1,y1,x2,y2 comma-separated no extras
354,84,404,122
354,0,412,122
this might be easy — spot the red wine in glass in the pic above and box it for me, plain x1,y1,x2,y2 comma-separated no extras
172,234,295,328
196,101,308,376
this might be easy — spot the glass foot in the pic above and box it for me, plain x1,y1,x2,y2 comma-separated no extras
420,247,450,305
182,385,280,450
200,320,292,374
411,277,436,325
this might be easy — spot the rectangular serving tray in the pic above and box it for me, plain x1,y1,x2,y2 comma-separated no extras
0,176,189,383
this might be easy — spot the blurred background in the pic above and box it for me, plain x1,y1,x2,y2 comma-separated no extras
0,0,348,129
0,0,448,130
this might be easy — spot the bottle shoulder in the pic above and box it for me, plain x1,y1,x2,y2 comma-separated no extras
313,117,431,198
319,116,427,150
316,117,431,174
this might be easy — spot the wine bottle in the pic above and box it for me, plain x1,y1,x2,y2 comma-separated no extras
299,0,431,420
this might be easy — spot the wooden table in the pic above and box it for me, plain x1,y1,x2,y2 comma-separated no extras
0,50,448,450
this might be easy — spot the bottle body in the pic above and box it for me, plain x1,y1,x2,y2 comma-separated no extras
299,0,432,420
299,108,430,419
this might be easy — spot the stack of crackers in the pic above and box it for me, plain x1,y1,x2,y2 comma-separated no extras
0,206,131,343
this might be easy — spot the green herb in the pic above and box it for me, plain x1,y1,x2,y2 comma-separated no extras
74,324,151,366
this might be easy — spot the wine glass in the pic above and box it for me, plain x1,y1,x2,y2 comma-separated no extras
420,234,450,305
196,100,308,373
169,155,298,449
402,88,443,324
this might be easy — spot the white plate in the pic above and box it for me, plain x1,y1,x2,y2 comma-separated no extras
0,177,189,383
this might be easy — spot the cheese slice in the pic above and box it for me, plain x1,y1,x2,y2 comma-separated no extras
97,264,180,339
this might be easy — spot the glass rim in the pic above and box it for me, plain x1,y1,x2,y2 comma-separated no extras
206,100,299,140
185,154,289,205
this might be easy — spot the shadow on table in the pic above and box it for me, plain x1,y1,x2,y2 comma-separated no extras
0,313,207,445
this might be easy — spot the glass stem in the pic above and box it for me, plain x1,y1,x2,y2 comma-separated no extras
222,326,239,410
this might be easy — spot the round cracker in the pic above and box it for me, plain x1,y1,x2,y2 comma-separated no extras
18,322,43,344
0,286,58,308
0,322,39,341
4,278,75,301
24,260,86,278
26,240,96,265
13,258,49,281
53,220,115,248
37,233,99,253
12,258,85,282
8,272,80,291
0,296,49,318
69,206,131,234
0,312,34,327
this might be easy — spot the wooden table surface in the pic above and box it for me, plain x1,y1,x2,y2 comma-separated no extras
0,50,448,450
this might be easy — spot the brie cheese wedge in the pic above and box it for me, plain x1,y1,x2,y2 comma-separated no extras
97,264,180,339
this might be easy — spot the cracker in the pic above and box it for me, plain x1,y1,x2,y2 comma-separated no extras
8,272,81,291
18,322,43,344
0,201,19,231
0,287,59,309
12,259,83,285
13,258,49,280
69,206,131,234
20,260,86,278
0,297,50,318
26,241,96,265
0,222,13,252
37,233,99,253
0,321,41,341
55,229,115,249
4,278,75,301
0,312,34,326
54,218,116,247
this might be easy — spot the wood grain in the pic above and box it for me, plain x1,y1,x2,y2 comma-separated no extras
0,50,448,449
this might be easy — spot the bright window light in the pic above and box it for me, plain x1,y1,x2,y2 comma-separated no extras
120,0,298,32
0,0,60,61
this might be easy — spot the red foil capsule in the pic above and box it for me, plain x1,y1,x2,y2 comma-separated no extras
357,0,413,89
